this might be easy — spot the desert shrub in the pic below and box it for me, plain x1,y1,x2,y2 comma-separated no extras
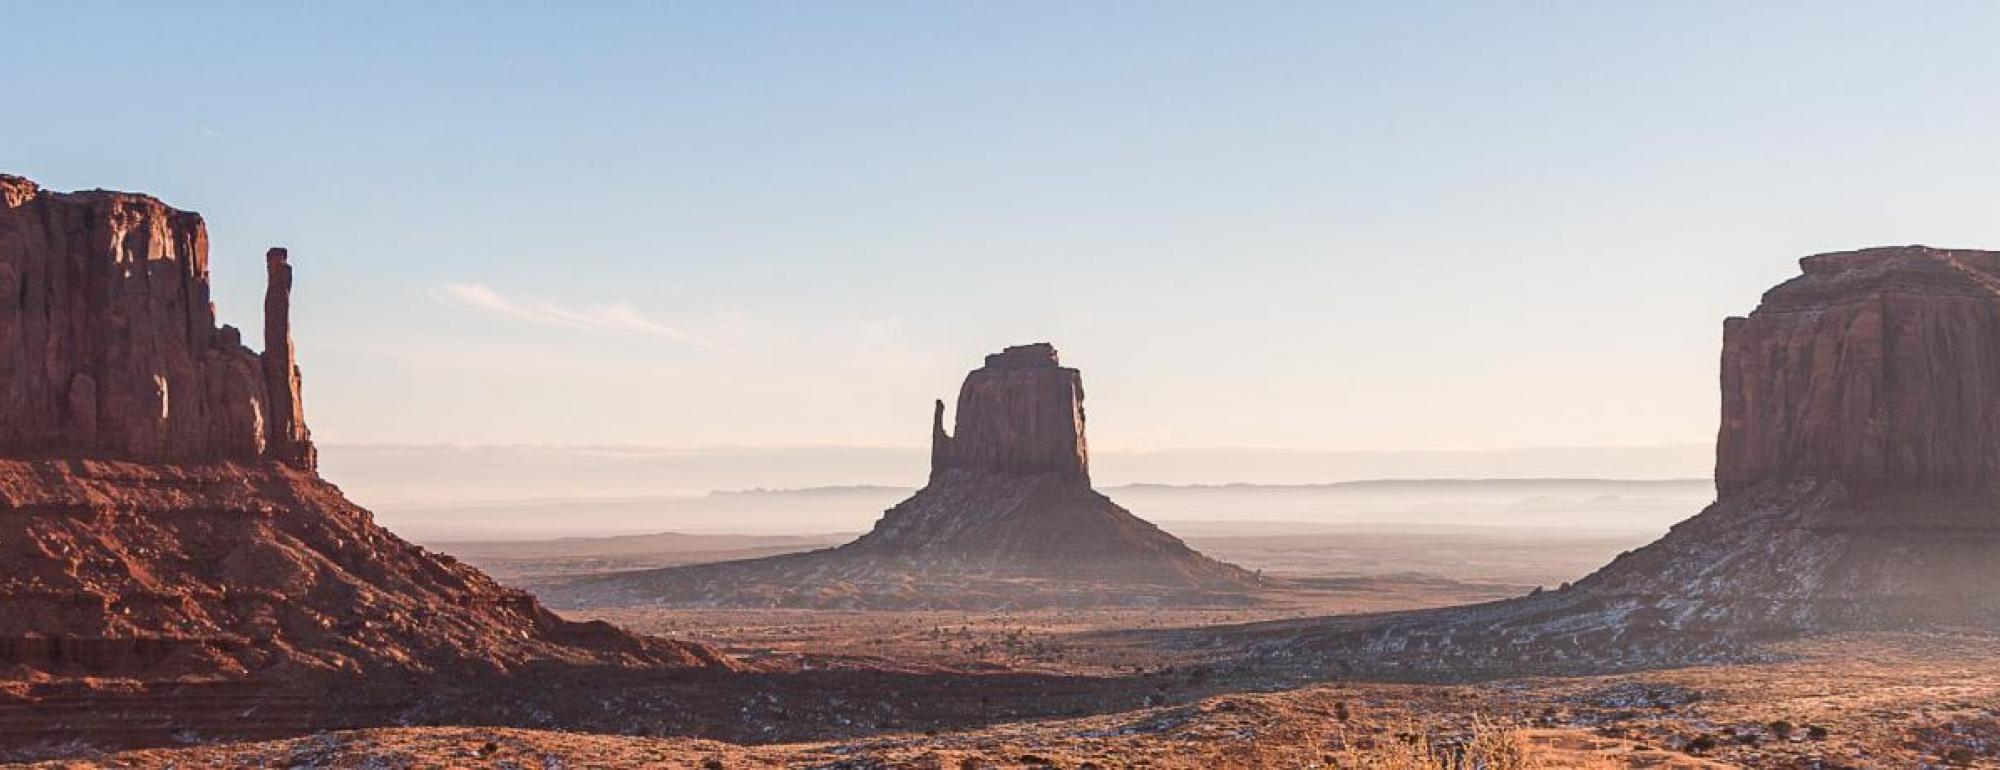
1339,719,1537,770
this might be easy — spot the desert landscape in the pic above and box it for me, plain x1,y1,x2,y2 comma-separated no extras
8,5,2000,768
5,173,2000,767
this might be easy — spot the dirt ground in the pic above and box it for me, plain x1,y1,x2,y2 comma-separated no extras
574,574,1527,675
19,531,2000,768
22,633,2000,769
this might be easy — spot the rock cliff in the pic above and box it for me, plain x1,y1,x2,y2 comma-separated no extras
1717,246,2000,494
930,343,1089,481
0,175,313,468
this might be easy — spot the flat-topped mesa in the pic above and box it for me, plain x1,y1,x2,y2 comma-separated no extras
0,174,314,469
1716,245,2000,495
930,342,1090,482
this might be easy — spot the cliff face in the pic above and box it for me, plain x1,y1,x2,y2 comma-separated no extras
0,175,312,468
930,343,1089,481
1717,246,2000,495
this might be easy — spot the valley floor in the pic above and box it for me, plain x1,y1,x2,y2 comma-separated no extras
22,634,2000,769
18,530,1998,768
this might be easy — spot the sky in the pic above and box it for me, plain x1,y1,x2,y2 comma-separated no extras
7,2,2000,457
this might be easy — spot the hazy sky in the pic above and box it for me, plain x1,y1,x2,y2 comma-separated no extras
8,3,2000,453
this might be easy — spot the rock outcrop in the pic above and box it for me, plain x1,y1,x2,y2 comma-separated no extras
0,175,314,468
930,343,1089,481
1716,247,2000,494
0,176,732,754
1253,246,2000,676
554,343,1259,610
262,248,315,469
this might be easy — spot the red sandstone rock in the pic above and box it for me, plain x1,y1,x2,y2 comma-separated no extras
0,458,728,679
931,342,1089,481
262,248,314,469
0,175,734,752
1717,246,2000,494
0,175,313,468
1264,246,2000,675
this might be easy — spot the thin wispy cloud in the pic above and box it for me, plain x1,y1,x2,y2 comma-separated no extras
431,283,714,348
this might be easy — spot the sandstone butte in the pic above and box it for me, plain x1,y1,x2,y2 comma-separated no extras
1243,245,2000,677
0,175,735,753
554,343,1261,610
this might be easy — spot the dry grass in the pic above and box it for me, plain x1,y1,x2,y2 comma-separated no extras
1333,719,1612,770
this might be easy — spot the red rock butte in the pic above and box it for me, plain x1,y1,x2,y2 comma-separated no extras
1718,246,2000,495
930,343,1089,481
0,175,732,753
0,175,314,467
553,343,1260,610
1260,245,2000,676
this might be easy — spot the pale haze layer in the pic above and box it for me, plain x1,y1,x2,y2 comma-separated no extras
7,3,1999,469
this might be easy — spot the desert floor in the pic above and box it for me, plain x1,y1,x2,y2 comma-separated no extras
20,529,2000,769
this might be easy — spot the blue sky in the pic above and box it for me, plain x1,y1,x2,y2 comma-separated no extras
8,2,2000,452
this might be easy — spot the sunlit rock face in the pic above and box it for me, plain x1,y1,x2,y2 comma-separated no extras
1717,246,2000,495
0,175,732,753
0,175,312,468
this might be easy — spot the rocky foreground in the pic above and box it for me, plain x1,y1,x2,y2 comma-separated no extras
28,634,2000,769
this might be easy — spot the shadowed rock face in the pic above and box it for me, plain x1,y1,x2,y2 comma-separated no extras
930,343,1089,481
1254,246,2000,676
0,175,313,469
553,343,1259,609
1718,246,2000,495
851,343,1242,580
